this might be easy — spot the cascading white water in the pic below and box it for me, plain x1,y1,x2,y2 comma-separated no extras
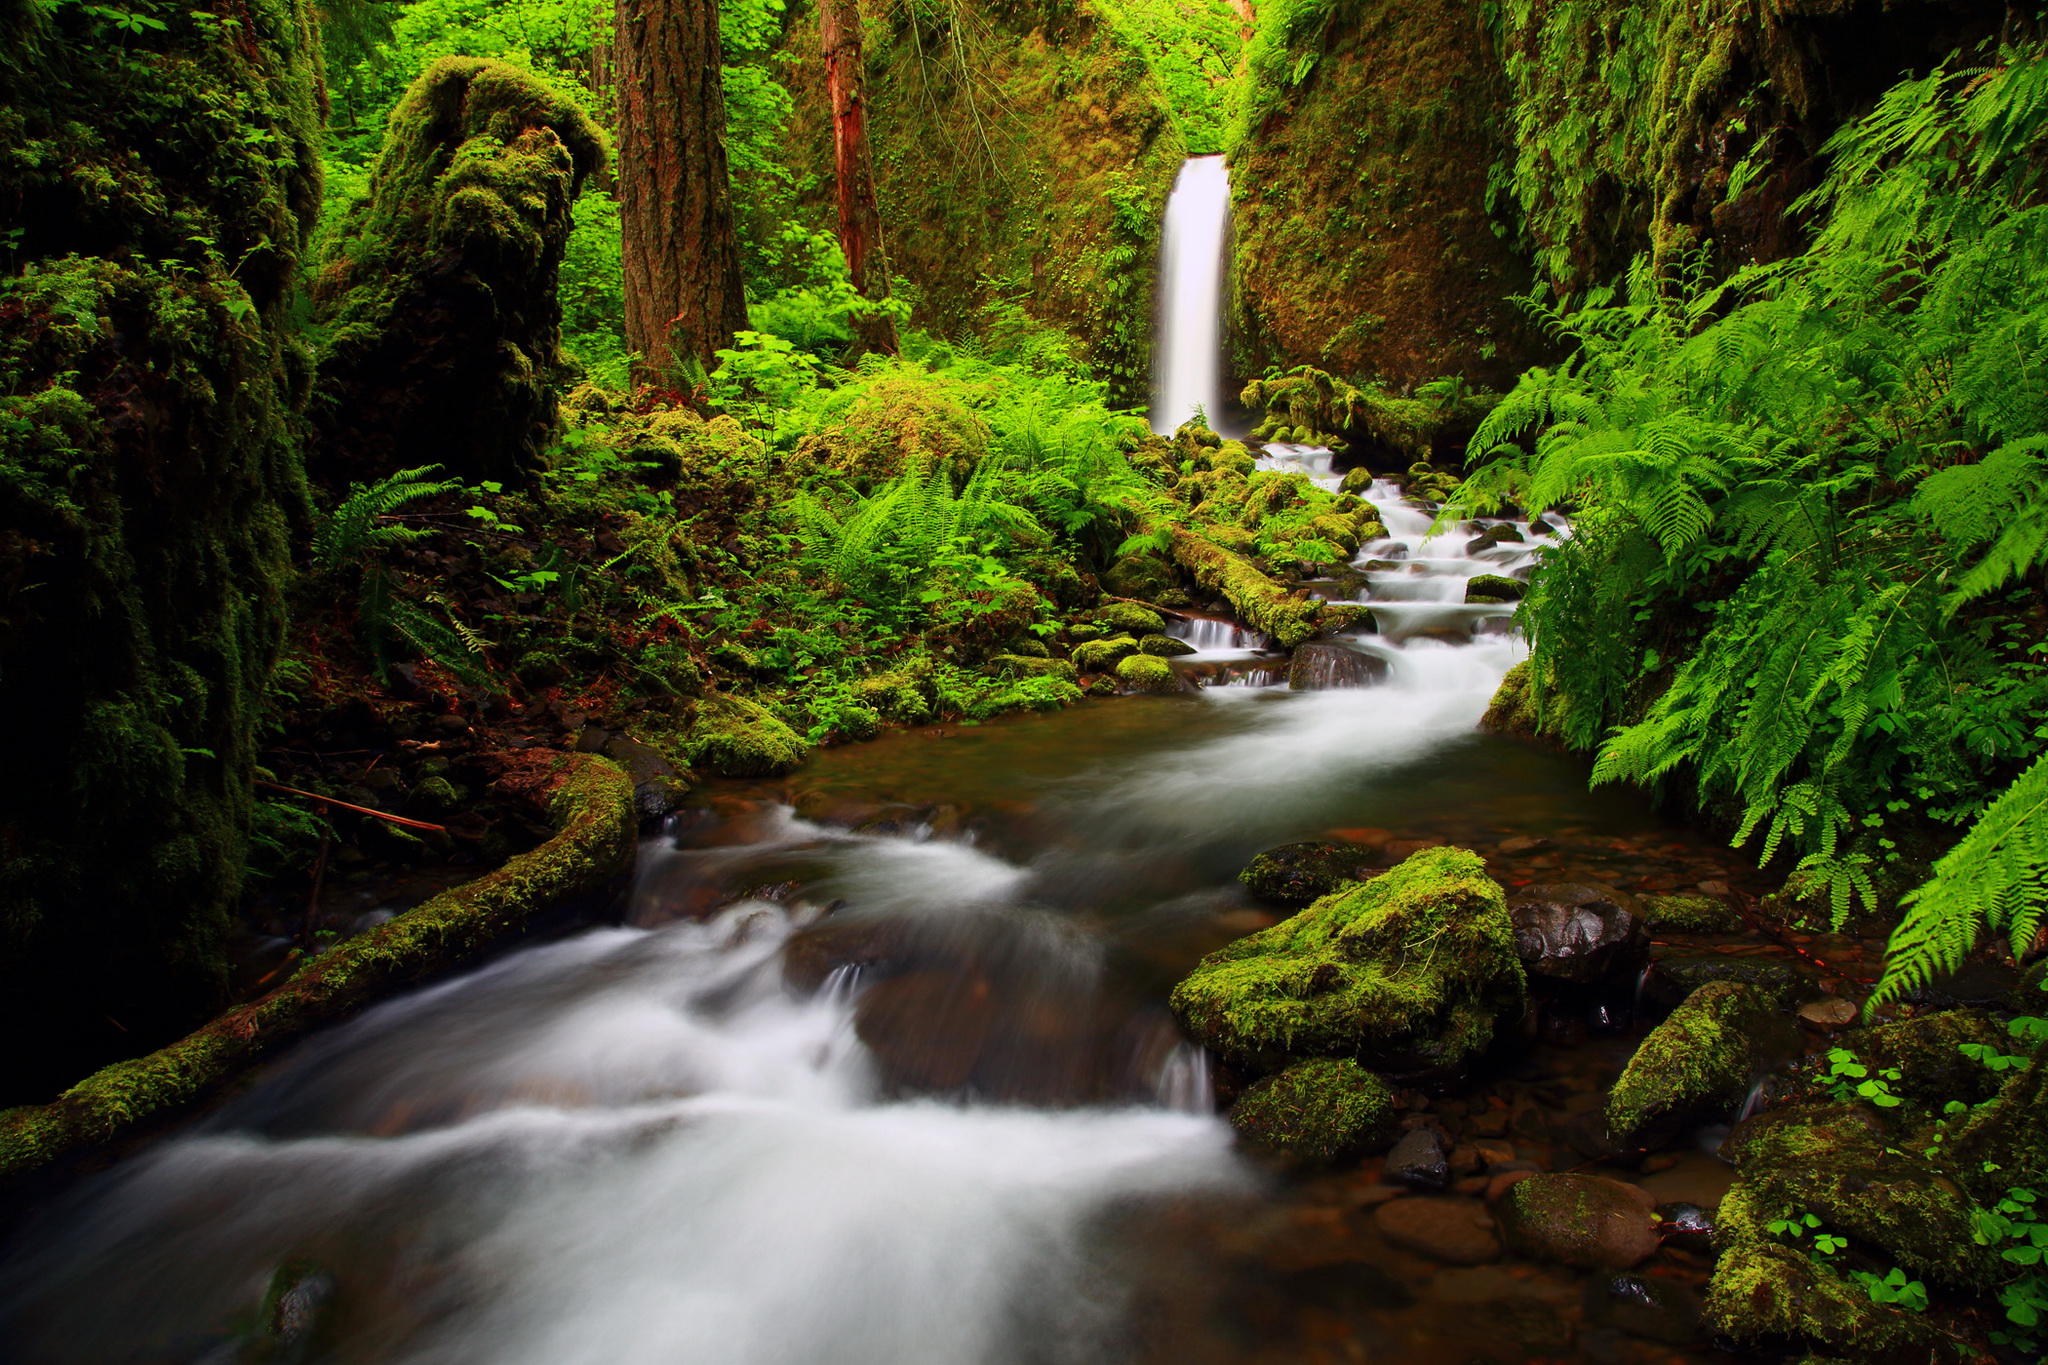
1150,156,1231,435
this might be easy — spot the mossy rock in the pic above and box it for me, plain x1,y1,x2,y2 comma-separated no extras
1717,1101,2004,1289
1102,554,1177,601
988,654,1078,684
785,375,991,487
1801,1009,2011,1120
1071,634,1139,673
855,670,935,724
1308,513,1362,557
1638,894,1745,934
1607,981,1791,1145
1229,1058,1396,1164
1494,1174,1661,1269
1170,847,1525,1076
1481,660,1576,742
1006,637,1051,658
1115,653,1182,695
1211,442,1258,476
681,695,811,777
1703,1243,1942,1359
1092,601,1168,636
1464,573,1525,604
1137,633,1195,658
1239,841,1370,905
1340,466,1376,494
1198,523,1259,554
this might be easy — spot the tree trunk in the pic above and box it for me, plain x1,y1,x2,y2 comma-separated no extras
615,0,749,389
820,0,899,355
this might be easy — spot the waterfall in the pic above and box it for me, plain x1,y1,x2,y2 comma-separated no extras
1151,156,1231,435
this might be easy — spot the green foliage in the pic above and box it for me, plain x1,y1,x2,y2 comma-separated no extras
1822,1047,1903,1109
1095,0,1243,154
1466,42,2048,964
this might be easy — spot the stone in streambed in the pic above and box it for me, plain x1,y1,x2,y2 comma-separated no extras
1090,601,1167,637
1136,632,1195,657
1636,893,1745,934
1385,1125,1450,1190
1494,1173,1661,1269
1115,653,1183,695
854,969,1000,1090
1642,950,1801,1007
1508,883,1645,985
1169,848,1527,1076
1375,1197,1502,1264
1071,634,1137,672
1606,981,1794,1145
1464,573,1525,604
1238,840,1368,905
1288,640,1387,690
1228,1057,1395,1163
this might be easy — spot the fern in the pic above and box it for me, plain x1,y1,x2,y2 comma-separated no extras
312,464,460,572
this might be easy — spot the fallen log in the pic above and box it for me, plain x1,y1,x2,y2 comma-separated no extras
1159,522,1369,648
0,752,638,1178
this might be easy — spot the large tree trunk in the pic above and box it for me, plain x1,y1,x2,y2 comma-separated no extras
819,0,898,355
615,0,749,389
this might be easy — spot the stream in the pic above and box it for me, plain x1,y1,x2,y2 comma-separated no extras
0,472,1800,1365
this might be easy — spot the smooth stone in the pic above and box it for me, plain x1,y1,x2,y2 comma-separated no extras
1374,1196,1503,1264
1494,1173,1661,1269
852,969,997,1089
1508,883,1646,985
1386,1125,1450,1191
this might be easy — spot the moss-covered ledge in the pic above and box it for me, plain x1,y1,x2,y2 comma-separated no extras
1159,522,1369,648
0,753,637,1178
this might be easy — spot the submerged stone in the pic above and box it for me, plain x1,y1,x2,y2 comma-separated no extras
1228,1057,1395,1163
1169,847,1526,1076
1375,1197,1502,1264
1239,840,1370,905
1606,981,1793,1145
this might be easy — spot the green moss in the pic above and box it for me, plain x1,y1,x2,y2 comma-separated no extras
682,694,813,777
1637,894,1745,934
0,755,636,1176
1480,660,1576,742
1606,980,1783,1143
785,375,992,488
1702,1243,1941,1358
1169,846,1524,1073
1239,841,1367,905
1073,634,1140,672
310,57,607,487
1092,601,1169,636
1115,653,1182,694
1162,523,1333,648
988,654,1080,683
1465,573,1526,604
1137,632,1195,657
1229,1057,1396,1163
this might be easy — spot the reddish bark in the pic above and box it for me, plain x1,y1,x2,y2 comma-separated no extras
820,0,899,355
615,0,750,388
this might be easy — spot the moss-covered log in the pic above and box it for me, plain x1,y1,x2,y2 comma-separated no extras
0,0,323,1103
1162,523,1366,648
0,754,637,1179
311,57,608,487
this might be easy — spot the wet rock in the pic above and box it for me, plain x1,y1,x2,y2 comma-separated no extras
1374,1197,1502,1264
1822,1007,2010,1114
1599,1274,1703,1346
1071,634,1138,672
1606,981,1794,1146
1229,1057,1395,1164
1385,1125,1450,1190
1643,950,1801,1006
1090,601,1167,637
1703,1242,1940,1358
1508,884,1645,985
1136,632,1195,657
853,969,998,1090
782,918,918,993
1287,640,1387,690
1795,997,1857,1028
260,1261,335,1358
1464,573,1526,604
682,694,811,777
1495,1173,1661,1269
602,734,689,820
1637,893,1745,935
1340,466,1375,495
1169,848,1527,1077
1238,840,1368,905
1115,653,1184,695
1655,1201,1717,1256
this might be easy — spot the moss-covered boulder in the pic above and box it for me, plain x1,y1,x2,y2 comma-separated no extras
1494,1173,1662,1269
1136,633,1195,658
1479,660,1575,742
1638,894,1746,935
1170,847,1525,1075
311,57,606,487
0,0,324,1100
1228,1058,1396,1163
988,654,1078,684
682,694,811,777
1092,601,1168,637
1464,574,1525,604
1115,653,1182,695
1212,442,1258,476
785,375,991,488
1607,981,1791,1146
1702,1243,1940,1359
1238,841,1369,905
1072,634,1139,673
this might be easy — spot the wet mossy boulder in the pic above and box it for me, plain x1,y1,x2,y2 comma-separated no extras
1702,1242,1940,1359
785,376,990,489
1494,1174,1662,1269
1340,466,1376,494
1170,847,1526,1076
1239,840,1369,905
1114,653,1182,695
1638,894,1745,935
1091,601,1168,637
1101,553,1177,601
1137,633,1194,657
1465,574,1525,604
681,694,811,777
1229,1058,1396,1164
1607,981,1793,1146
1479,660,1574,742
987,654,1077,684
1811,1008,2010,1119
1071,635,1138,673
1211,441,1258,476
311,57,607,486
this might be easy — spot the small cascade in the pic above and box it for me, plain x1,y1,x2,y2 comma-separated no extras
1153,1042,1214,1114
1168,615,1265,653
1151,156,1232,435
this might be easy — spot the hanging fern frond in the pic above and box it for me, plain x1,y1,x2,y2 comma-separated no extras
312,465,461,573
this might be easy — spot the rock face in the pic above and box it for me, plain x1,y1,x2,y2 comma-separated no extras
1507,884,1645,984
1494,1174,1661,1269
1238,841,1370,905
1375,1197,1502,1264
1606,982,1791,1145
1228,1058,1395,1164
311,58,606,487
1170,847,1526,1076
1288,641,1388,690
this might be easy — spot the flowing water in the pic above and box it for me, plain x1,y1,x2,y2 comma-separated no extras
0,466,1791,1365
1150,156,1232,436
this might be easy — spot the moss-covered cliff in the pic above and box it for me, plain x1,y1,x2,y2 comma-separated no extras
0,0,324,1101
776,0,1190,401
